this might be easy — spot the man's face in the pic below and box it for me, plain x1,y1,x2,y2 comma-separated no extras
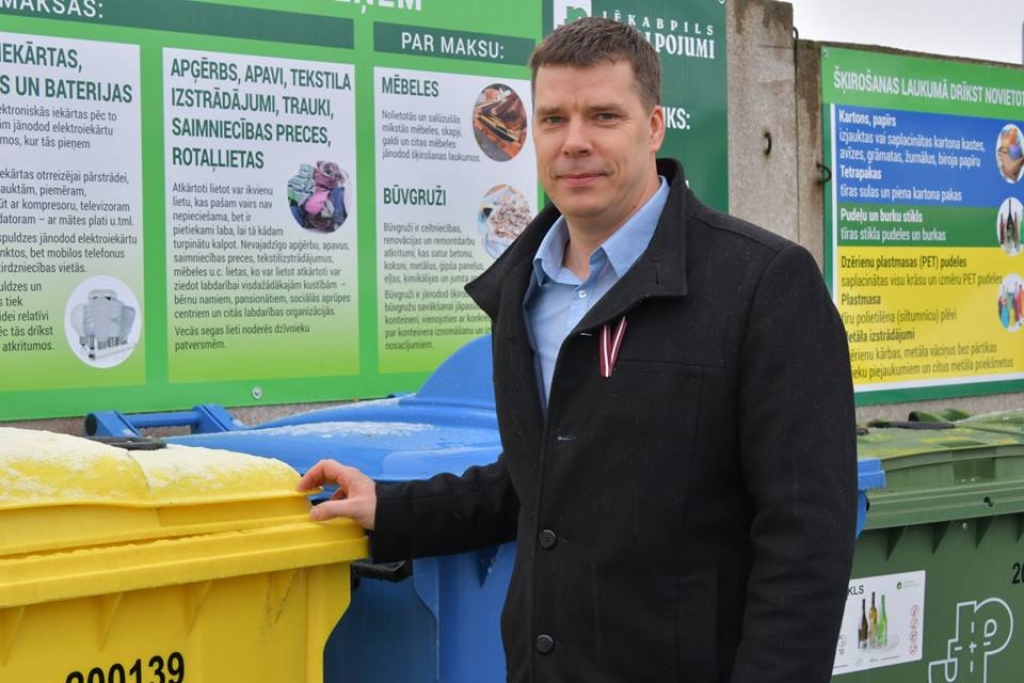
532,60,665,236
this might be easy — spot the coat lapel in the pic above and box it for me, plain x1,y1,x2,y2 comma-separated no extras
492,251,546,446
466,203,560,455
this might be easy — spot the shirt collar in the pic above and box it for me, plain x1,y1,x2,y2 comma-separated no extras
532,176,669,286
533,219,570,286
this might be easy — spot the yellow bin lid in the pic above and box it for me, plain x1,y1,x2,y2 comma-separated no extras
0,427,322,558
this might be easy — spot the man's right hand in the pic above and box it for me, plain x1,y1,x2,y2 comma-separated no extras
297,459,377,529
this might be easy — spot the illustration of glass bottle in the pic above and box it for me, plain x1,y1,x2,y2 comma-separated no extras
877,594,888,647
858,599,868,649
868,592,878,648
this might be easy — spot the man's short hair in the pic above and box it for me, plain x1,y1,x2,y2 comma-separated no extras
529,17,661,110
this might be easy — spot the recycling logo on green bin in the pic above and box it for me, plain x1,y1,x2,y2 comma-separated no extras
929,598,1014,683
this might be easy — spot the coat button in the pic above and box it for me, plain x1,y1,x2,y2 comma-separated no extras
539,529,558,549
536,634,555,654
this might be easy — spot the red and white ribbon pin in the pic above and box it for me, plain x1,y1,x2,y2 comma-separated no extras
599,315,627,378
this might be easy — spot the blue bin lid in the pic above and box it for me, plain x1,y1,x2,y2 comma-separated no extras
166,336,501,482
167,419,502,482
856,457,886,491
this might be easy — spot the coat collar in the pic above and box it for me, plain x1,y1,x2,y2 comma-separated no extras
466,158,691,326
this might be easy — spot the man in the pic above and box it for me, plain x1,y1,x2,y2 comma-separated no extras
299,17,857,682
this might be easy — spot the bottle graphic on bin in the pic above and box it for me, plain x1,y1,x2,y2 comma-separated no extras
868,592,878,648
858,599,869,649
877,594,888,648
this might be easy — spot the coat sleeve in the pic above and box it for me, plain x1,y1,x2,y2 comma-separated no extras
730,244,858,683
369,453,520,562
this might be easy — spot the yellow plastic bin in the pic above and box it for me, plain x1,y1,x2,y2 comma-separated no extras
0,428,367,683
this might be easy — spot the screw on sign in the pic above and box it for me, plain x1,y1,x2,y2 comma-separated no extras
928,598,1014,683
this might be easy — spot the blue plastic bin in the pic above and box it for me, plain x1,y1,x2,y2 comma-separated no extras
87,336,510,683
85,335,885,681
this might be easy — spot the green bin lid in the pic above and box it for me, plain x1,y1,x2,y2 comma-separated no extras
856,423,1024,529
956,410,1024,437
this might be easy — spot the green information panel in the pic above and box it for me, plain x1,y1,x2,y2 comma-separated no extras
0,0,726,420
823,47,1024,405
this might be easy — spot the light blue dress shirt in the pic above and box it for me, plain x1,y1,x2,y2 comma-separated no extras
524,178,669,406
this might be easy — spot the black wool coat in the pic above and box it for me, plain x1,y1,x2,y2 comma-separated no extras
373,159,858,682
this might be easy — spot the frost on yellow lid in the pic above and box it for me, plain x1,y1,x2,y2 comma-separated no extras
129,444,301,504
0,428,147,508
0,427,311,557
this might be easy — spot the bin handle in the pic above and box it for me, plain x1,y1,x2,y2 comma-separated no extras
865,419,955,430
87,435,167,450
351,559,413,583
84,404,243,437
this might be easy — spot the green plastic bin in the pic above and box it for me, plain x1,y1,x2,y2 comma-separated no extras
832,419,1024,681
